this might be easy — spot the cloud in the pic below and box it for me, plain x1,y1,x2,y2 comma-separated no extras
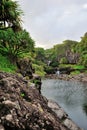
83,3,87,9
17,0,87,49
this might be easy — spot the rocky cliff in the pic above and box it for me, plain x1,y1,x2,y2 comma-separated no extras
0,72,81,130
0,72,83,130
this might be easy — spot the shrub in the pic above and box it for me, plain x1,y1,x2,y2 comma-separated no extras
0,54,16,73
59,57,68,64
32,64,46,77
70,70,80,75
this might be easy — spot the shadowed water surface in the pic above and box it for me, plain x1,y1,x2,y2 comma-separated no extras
42,79,87,130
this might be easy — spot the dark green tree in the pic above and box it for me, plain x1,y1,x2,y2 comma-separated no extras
76,32,87,66
35,47,45,61
0,28,35,62
0,0,35,63
0,0,22,31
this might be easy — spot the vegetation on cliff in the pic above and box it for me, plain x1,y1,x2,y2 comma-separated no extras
35,37,87,75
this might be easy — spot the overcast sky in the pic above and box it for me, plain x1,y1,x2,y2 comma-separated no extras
17,0,87,49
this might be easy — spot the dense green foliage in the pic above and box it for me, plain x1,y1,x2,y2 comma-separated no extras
35,47,45,61
32,64,46,77
0,0,35,63
34,35,87,75
0,0,22,31
0,0,46,76
75,33,87,66
0,28,35,62
0,0,36,74
45,40,78,64
46,36,87,67
0,54,16,72
59,57,68,64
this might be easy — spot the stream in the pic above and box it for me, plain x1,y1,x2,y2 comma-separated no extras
41,79,87,130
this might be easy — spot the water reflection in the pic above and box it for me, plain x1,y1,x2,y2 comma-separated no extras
42,79,87,130
83,103,87,115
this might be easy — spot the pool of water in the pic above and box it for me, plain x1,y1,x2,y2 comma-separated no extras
42,79,87,130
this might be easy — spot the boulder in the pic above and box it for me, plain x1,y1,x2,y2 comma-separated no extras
16,58,34,78
48,100,83,130
32,74,42,94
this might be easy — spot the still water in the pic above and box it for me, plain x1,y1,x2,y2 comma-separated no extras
42,79,87,130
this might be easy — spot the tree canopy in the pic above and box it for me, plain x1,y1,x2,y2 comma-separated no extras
0,0,22,31
0,0,35,63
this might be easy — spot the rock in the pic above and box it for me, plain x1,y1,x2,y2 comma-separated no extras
46,73,87,83
16,58,42,94
16,58,34,78
0,72,69,130
64,119,84,130
0,125,5,130
48,100,68,119
32,74,42,94
2,100,20,110
48,100,83,130
5,114,13,122
82,77,87,82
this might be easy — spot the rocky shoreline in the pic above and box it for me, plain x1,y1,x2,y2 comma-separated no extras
0,72,83,130
48,100,83,130
45,73,87,83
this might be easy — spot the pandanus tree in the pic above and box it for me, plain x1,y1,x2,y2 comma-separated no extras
0,0,22,31
0,29,35,60
0,0,35,63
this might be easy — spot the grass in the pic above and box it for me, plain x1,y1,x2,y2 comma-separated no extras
59,64,85,70
70,70,80,75
73,65,85,70
0,54,16,73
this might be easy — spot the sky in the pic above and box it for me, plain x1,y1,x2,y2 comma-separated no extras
17,0,87,49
